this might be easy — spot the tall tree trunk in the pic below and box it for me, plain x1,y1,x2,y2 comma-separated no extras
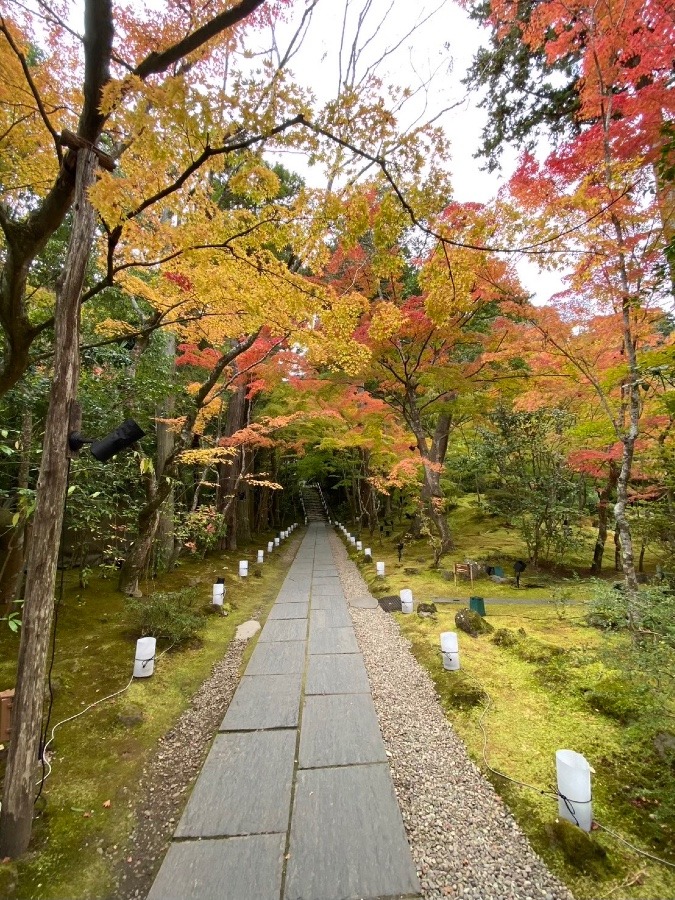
599,85,640,614
409,408,453,566
236,448,252,544
118,473,165,596
219,383,247,551
614,525,622,571
271,450,281,528
118,335,259,592
590,461,619,574
0,149,98,858
154,333,176,569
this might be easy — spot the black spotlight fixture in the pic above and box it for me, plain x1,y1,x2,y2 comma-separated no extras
69,419,145,462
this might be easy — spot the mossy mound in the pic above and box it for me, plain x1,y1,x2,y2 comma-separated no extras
455,607,494,637
514,637,565,664
545,820,613,878
584,677,645,723
443,674,485,709
417,602,438,618
370,579,391,595
492,627,520,648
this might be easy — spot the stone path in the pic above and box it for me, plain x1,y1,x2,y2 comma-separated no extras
147,523,420,900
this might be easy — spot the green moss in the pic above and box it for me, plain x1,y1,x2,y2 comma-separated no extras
492,627,520,647
514,636,566,663
455,607,494,637
444,674,485,709
396,600,675,900
545,820,613,878
584,677,648,723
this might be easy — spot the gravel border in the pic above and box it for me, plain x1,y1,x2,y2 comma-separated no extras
329,531,574,900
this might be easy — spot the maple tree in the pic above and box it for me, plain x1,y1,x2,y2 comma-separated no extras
474,0,675,611
464,0,675,286
509,296,674,582
310,192,525,563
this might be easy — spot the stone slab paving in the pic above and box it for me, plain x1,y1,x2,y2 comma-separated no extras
305,652,371,694
298,693,388,768
150,523,420,900
174,730,296,837
308,625,360,655
219,673,302,730
309,592,347,609
309,605,352,628
259,617,308,642
268,601,310,619
285,765,420,900
147,834,286,900
245,640,306,675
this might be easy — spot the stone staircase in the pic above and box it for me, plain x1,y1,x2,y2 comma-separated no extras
301,484,328,522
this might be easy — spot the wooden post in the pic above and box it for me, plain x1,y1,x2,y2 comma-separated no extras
0,690,15,743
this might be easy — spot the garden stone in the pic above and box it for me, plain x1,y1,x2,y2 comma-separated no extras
455,607,494,637
403,567,420,575
653,731,675,760
417,602,438,618
235,619,261,641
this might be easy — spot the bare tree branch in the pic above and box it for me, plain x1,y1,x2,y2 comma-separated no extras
133,0,267,79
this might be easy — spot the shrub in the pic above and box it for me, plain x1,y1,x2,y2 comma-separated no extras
126,587,206,645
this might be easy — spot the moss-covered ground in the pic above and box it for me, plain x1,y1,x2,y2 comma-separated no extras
0,533,295,900
344,501,675,900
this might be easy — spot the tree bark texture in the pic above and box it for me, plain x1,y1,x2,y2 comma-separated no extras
154,333,176,568
409,406,453,565
0,149,98,858
219,383,247,551
590,461,619,575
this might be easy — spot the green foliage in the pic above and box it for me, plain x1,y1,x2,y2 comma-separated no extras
174,506,226,558
1,609,22,633
463,0,581,170
476,406,584,564
126,588,206,645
